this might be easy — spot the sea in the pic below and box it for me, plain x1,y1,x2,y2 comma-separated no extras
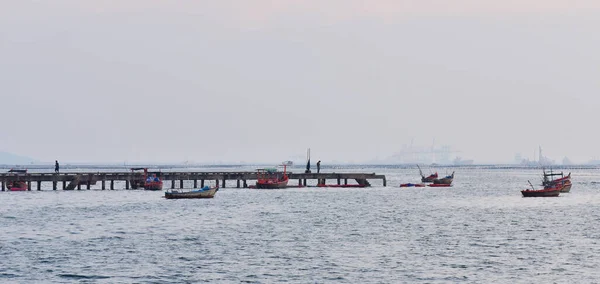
2,165,600,283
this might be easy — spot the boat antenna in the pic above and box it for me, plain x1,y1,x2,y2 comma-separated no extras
528,180,534,190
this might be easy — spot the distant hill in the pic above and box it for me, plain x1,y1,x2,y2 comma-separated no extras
0,151,38,165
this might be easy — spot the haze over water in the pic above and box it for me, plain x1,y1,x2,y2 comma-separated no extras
2,166,600,283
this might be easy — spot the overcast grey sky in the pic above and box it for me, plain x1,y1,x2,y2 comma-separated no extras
1,1,599,164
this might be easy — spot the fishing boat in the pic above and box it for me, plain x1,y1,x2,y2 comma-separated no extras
255,165,289,189
542,170,572,193
433,172,454,185
165,186,218,199
417,165,438,183
399,183,425,187
521,181,562,197
130,168,163,190
7,181,28,191
6,169,28,191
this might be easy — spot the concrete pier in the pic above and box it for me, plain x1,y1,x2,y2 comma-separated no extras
0,171,386,191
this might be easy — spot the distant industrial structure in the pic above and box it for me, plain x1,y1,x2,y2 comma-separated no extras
385,140,472,165
515,146,555,166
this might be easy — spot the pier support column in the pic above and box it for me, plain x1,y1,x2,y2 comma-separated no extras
193,180,197,188
383,177,387,187
222,178,226,188
53,181,57,190
125,180,129,190
110,180,114,190
201,180,205,188
180,180,184,189
102,179,105,190
236,180,240,188
62,181,66,190
1,180,5,191
77,183,81,190
344,178,348,185
37,181,42,191
86,181,91,190
28,181,32,191
243,180,247,188
298,179,302,186
337,178,341,185
215,180,219,187
171,180,175,189
303,179,307,186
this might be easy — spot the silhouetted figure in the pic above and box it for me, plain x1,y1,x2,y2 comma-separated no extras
317,160,321,173
55,160,60,173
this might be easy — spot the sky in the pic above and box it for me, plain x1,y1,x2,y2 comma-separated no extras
1,1,599,164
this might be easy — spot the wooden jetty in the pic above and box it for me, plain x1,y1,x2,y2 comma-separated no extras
0,171,386,191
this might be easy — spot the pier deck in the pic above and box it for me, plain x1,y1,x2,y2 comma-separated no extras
0,171,387,191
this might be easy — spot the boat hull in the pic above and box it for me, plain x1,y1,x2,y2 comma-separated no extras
255,179,288,189
428,184,452,187
559,183,572,193
165,187,218,199
144,181,163,191
400,183,425,187
521,188,561,197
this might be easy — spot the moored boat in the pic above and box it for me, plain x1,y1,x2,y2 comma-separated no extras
6,169,28,191
433,172,454,185
521,186,561,197
542,170,571,193
255,165,289,189
522,180,562,197
417,165,438,183
165,186,218,199
130,168,163,190
7,181,28,191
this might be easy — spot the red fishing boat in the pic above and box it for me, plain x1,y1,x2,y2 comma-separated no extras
522,181,562,197
542,170,571,193
7,181,28,191
255,165,289,189
6,169,28,191
417,165,438,183
130,168,163,190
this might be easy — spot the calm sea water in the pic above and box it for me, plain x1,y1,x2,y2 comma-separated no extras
2,166,600,283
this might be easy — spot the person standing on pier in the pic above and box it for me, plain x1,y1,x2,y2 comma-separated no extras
317,160,321,173
55,160,60,173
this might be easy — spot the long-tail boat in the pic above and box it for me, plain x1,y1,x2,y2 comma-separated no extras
165,186,218,199
6,169,28,191
130,168,164,190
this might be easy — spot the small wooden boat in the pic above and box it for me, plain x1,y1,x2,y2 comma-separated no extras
428,184,452,187
7,181,28,191
255,165,289,189
165,186,218,199
400,183,425,187
433,172,454,185
418,165,438,183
